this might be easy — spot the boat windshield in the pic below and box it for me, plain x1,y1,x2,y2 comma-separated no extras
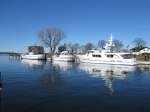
61,51,73,55
87,51,94,53
61,53,69,55
121,54,133,59
87,50,99,54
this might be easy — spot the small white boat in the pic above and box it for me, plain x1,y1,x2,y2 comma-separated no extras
77,35,137,65
21,52,45,60
53,51,75,62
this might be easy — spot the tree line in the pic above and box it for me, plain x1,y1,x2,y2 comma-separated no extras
38,28,147,55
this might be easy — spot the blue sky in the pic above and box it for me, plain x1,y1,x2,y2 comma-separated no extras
0,0,150,52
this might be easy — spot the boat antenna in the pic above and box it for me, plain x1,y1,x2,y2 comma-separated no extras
110,33,113,42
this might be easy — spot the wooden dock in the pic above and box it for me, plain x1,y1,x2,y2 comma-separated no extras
137,61,150,65
9,53,21,60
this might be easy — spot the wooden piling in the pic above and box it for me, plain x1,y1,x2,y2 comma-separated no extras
9,53,21,60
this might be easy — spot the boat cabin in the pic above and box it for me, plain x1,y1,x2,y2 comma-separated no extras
60,51,73,55
86,50,134,60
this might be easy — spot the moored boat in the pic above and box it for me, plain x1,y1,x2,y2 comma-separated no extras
21,52,46,60
53,51,75,62
77,35,137,65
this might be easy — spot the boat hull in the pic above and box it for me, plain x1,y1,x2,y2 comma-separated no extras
77,55,137,65
21,54,45,60
80,59,137,65
53,56,75,62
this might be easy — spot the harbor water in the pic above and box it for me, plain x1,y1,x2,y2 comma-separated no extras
0,55,150,112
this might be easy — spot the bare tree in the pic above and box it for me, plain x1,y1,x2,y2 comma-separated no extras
38,28,65,55
113,39,124,52
84,43,94,53
133,37,146,49
64,43,73,52
28,46,44,54
98,40,106,48
63,43,80,53
72,43,80,54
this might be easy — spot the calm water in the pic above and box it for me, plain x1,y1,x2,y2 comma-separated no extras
1,55,150,112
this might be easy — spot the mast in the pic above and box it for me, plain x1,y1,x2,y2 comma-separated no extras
104,33,115,52
108,33,113,47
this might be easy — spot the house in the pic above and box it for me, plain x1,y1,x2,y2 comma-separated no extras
139,47,150,54
131,47,150,55
131,47,150,61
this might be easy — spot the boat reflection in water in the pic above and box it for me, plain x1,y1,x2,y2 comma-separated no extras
38,62,64,89
137,64,150,72
21,59,46,70
38,61,74,89
52,61,74,71
78,63,136,93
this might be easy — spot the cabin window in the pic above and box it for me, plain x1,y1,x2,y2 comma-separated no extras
107,55,114,58
92,55,101,57
88,51,94,53
62,53,67,55
121,54,133,59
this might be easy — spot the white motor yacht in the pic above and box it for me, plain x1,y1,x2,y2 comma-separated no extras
21,52,45,60
53,51,75,62
77,35,137,65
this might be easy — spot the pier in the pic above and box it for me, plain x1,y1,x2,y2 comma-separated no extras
9,53,21,60
137,61,150,65
0,52,21,60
